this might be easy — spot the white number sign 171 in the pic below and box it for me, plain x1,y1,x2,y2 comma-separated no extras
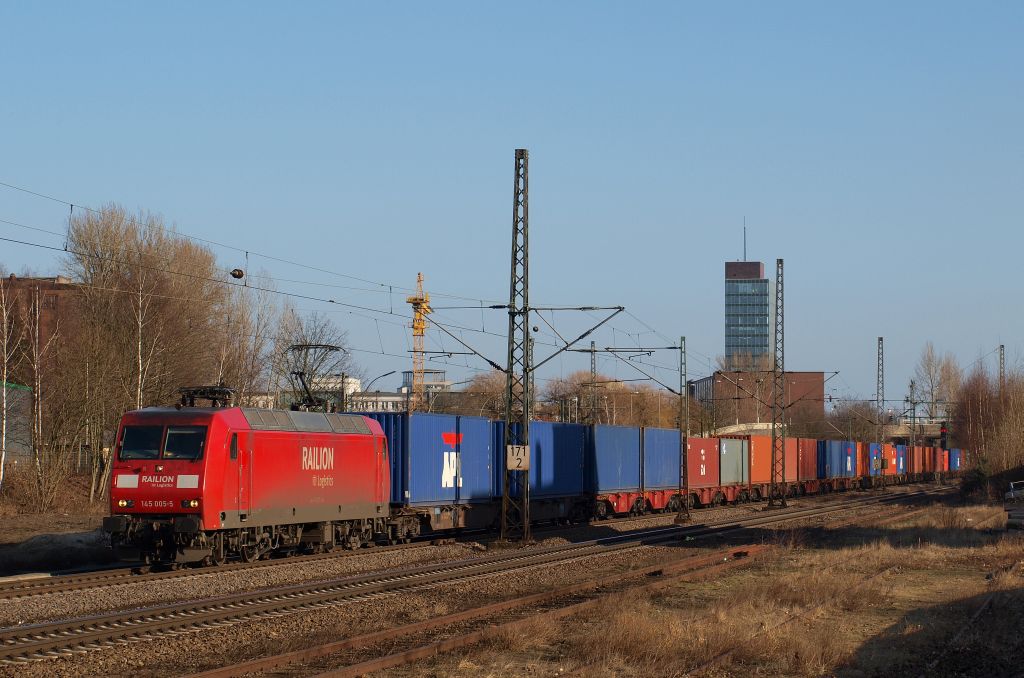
506,444,530,471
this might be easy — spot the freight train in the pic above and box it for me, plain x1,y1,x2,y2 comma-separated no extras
104,406,966,564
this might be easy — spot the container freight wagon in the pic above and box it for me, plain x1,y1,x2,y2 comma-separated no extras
365,412,493,531
742,435,799,499
719,437,750,502
642,427,685,512
590,425,643,517
685,437,721,507
494,420,590,523
588,425,685,516
817,440,858,490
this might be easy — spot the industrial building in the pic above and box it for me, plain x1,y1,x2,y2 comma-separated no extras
689,370,825,435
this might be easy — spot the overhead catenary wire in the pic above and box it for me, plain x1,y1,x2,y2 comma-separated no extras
0,179,505,304
1,182,716,390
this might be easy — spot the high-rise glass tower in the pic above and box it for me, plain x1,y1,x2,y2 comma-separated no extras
724,261,770,364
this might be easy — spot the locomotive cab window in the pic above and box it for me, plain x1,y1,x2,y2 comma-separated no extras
230,433,238,460
163,426,208,460
119,426,163,460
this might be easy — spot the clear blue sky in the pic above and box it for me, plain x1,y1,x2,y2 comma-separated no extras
1,2,1021,403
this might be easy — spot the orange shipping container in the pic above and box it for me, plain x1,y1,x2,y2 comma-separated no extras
883,444,897,476
785,437,798,483
748,435,772,484
912,446,925,473
745,436,798,484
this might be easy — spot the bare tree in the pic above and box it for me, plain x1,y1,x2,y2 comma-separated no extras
0,275,24,490
913,342,960,418
272,309,357,409
825,400,878,442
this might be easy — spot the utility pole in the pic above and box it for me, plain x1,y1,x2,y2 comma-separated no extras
528,337,535,405
502,149,531,542
999,344,1005,400
908,379,917,453
676,336,691,521
589,340,597,424
769,258,787,507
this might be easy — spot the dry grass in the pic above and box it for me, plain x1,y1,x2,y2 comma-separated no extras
392,503,1024,678
479,615,560,654
551,558,894,677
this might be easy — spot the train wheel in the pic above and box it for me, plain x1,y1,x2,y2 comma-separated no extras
595,501,609,520
210,536,226,566
240,545,260,563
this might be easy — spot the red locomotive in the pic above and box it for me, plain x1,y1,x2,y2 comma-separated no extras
103,406,415,564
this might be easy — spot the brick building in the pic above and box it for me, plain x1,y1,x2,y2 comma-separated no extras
689,370,825,433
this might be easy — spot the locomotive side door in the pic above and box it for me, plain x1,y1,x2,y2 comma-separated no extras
237,433,251,520
376,436,385,506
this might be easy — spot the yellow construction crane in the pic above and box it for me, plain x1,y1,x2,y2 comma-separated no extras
406,272,432,412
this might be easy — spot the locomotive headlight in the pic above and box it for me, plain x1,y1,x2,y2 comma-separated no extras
117,499,128,508
189,499,200,508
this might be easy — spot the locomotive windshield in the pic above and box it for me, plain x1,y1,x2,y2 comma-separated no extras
120,426,163,460
118,424,208,460
163,426,208,460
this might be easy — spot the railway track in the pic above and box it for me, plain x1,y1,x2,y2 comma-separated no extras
0,484,934,601
0,539,449,601
0,488,948,666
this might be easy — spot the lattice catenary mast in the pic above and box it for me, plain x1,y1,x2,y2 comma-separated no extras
877,336,884,441
769,258,787,507
501,149,532,541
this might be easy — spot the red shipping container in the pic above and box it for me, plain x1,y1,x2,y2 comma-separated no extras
797,438,818,481
912,446,924,473
748,435,772,484
943,449,950,471
686,438,720,489
883,444,897,476
924,447,935,472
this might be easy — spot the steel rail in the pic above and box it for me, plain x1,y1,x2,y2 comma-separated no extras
312,550,763,678
0,539,444,601
0,487,947,666
188,545,772,678
0,485,917,600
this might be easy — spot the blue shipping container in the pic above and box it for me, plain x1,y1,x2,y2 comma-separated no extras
590,425,641,494
818,440,857,479
896,445,907,474
492,420,587,499
949,448,961,471
643,427,680,491
867,443,882,476
362,412,492,506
